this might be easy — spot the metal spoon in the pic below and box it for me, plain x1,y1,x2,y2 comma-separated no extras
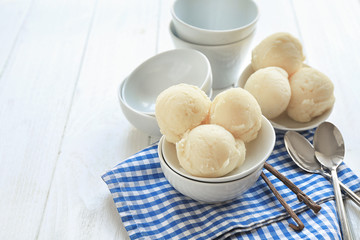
284,131,360,207
314,122,352,240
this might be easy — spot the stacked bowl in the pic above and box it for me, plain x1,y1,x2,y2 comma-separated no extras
158,116,276,203
170,0,259,89
119,49,213,136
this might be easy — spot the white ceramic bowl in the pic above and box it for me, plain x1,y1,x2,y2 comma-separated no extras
122,49,212,115
118,79,161,136
171,0,259,45
162,115,275,182
170,22,255,89
158,116,275,203
238,64,333,131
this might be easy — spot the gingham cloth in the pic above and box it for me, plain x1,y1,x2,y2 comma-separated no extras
102,130,360,239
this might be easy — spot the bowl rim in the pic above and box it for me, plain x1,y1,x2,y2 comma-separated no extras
160,116,275,183
169,21,257,48
171,0,259,34
122,49,212,115
118,78,158,119
158,136,264,184
120,76,213,117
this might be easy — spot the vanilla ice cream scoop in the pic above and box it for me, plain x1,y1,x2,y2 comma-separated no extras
155,83,211,144
287,67,335,122
244,67,291,119
251,32,305,76
209,88,262,142
176,124,246,178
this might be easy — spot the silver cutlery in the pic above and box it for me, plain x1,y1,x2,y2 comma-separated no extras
284,131,360,207
314,122,353,240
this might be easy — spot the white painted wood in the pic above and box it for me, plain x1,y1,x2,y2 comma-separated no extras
292,0,360,177
0,0,97,238
0,0,33,72
345,193,360,240
37,1,160,239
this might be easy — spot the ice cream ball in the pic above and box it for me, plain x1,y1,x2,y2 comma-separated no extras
155,83,211,144
251,32,305,76
244,67,291,119
287,67,335,122
209,88,262,142
176,124,246,178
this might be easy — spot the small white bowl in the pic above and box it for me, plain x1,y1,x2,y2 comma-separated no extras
170,22,255,89
161,116,275,183
171,0,259,45
118,79,161,136
238,64,333,131
122,49,212,115
158,135,267,203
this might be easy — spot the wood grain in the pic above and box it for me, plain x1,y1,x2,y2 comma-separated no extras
0,0,96,238
37,1,160,239
0,0,33,73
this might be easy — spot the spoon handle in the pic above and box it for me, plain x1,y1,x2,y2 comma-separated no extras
322,172,360,207
331,168,353,240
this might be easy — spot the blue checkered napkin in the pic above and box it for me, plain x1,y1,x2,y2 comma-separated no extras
222,200,341,240
102,130,360,240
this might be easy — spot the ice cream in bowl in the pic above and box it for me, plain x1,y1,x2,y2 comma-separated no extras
155,84,276,203
238,32,335,131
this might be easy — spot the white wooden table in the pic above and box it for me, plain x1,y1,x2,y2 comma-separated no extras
1,0,359,239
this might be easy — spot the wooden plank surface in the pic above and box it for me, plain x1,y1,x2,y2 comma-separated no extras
0,0,96,238
0,0,33,72
37,1,159,239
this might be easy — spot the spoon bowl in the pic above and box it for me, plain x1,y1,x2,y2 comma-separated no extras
284,131,321,174
314,122,345,169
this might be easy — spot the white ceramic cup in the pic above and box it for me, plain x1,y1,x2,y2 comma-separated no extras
171,0,259,45
170,21,255,89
